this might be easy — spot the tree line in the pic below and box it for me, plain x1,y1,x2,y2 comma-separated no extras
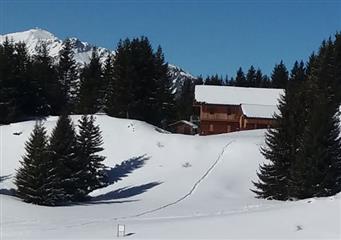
15,114,107,205
196,61,288,88
0,37,175,127
253,34,341,200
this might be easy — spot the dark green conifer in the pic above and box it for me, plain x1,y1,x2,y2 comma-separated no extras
246,65,257,87
49,113,78,201
75,115,107,200
57,38,78,111
234,67,247,87
15,122,65,205
77,49,103,114
271,61,289,88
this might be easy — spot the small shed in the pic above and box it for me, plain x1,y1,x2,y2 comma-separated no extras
168,120,198,135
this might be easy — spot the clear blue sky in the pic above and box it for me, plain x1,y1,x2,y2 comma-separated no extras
1,0,340,77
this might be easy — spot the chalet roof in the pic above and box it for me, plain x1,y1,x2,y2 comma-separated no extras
241,104,279,119
195,85,284,106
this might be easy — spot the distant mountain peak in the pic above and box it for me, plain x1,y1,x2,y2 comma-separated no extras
0,28,57,43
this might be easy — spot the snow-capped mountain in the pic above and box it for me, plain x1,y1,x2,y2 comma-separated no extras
0,28,196,92
0,28,111,66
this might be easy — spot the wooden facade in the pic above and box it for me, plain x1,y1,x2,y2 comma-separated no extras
197,103,275,135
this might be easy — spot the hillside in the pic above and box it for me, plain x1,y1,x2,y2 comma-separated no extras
1,115,340,239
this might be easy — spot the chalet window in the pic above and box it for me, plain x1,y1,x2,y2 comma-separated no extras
227,125,231,132
209,124,214,132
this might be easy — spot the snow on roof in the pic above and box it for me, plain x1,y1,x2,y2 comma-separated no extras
241,104,279,119
195,85,284,106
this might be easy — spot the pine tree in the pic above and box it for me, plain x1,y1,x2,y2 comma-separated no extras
49,113,78,202
12,42,34,120
102,53,114,111
32,41,62,115
234,67,247,87
153,45,176,126
271,61,289,88
293,39,341,198
253,61,307,200
77,49,103,114
57,38,78,111
106,39,134,118
15,122,65,205
75,115,107,200
246,65,257,87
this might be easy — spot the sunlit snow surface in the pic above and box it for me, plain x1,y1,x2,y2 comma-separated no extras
1,115,340,239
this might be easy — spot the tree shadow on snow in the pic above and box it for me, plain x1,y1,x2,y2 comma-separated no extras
91,182,162,202
105,155,150,185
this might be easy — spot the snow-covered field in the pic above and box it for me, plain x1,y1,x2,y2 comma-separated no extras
1,115,340,239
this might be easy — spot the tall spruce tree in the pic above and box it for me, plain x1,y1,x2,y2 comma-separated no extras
57,38,78,111
153,45,175,126
235,67,247,87
293,39,341,198
75,115,107,200
32,42,63,115
253,61,307,200
246,65,257,87
271,61,289,89
15,122,65,205
12,42,34,120
49,113,78,202
77,49,103,114
102,53,114,111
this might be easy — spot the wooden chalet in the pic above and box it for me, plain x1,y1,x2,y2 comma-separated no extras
194,85,284,135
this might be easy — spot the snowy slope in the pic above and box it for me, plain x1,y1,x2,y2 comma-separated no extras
0,28,196,93
1,115,340,239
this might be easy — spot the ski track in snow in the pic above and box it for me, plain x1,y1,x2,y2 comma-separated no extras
51,140,235,230
125,140,235,219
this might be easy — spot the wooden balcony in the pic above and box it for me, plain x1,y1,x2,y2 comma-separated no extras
201,113,240,122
